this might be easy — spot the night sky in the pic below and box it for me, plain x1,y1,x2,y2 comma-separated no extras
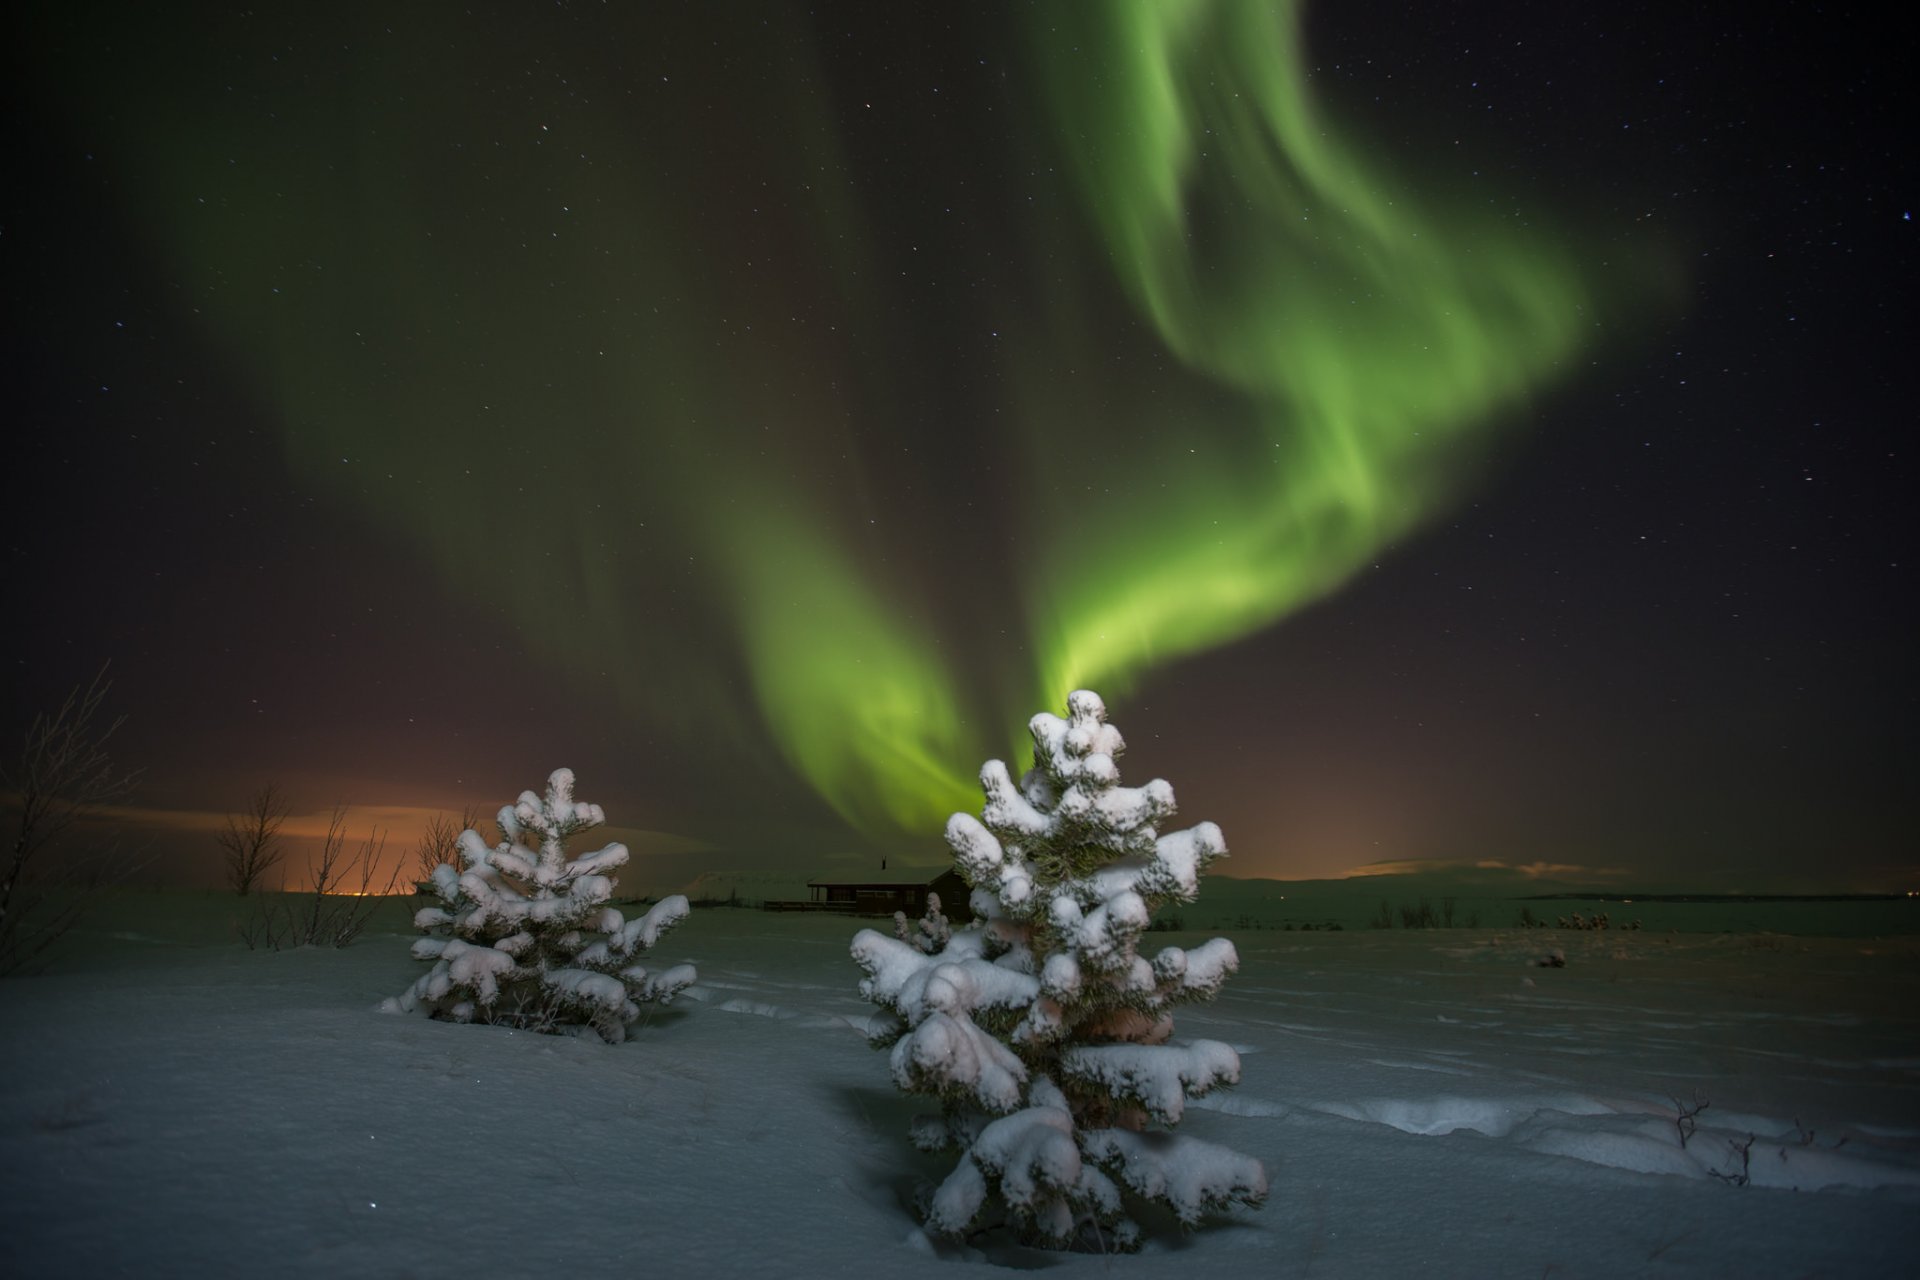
6,2,1911,894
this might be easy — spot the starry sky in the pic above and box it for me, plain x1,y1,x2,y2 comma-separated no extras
5,1,1911,894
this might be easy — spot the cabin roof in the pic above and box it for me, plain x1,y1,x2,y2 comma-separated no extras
805,872,958,891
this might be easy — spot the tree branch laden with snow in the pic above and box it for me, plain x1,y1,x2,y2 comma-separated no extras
852,690,1267,1250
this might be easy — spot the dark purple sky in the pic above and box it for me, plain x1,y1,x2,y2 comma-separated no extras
5,2,1911,894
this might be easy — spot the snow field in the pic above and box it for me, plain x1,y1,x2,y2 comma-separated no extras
1,904,1916,1276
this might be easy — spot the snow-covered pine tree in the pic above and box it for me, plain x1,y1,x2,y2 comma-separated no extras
894,891,951,955
382,768,695,1043
851,690,1266,1250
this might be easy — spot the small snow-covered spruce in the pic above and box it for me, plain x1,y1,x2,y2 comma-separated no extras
894,892,952,955
851,691,1267,1251
381,769,695,1043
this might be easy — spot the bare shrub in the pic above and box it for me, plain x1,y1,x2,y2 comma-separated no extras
1398,898,1438,929
236,807,403,950
232,892,285,951
1,665,142,975
1670,1091,1710,1148
219,784,290,896
1710,1134,1755,1186
410,807,482,885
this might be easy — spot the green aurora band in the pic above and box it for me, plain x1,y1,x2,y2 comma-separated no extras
1016,0,1622,707
34,1,1658,838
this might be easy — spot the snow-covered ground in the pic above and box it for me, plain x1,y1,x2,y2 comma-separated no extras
3,893,1917,1277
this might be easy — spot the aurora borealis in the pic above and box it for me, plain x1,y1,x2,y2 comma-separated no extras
1016,3,1645,706
6,2,1911,892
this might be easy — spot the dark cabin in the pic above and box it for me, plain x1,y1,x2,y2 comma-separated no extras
764,869,972,922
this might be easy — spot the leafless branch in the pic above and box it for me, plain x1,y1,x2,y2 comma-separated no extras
240,808,403,950
1669,1091,1710,1149
218,784,291,896
411,806,482,883
1709,1134,1755,1186
1,665,143,975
